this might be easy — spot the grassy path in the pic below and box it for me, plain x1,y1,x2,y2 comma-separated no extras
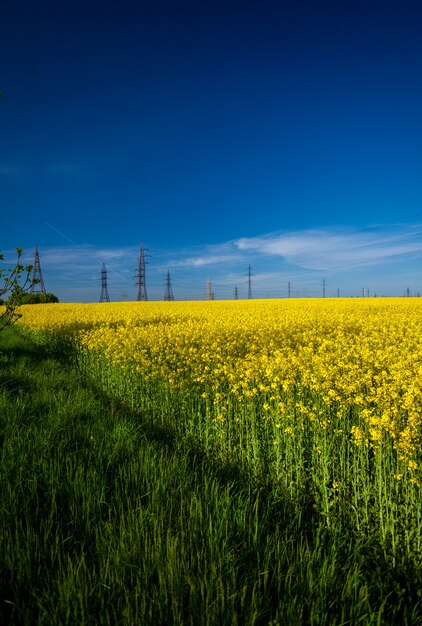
0,326,420,625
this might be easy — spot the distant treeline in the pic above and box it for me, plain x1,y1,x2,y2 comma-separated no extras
0,292,59,306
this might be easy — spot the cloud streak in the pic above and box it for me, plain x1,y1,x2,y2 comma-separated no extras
234,225,422,271
170,254,242,268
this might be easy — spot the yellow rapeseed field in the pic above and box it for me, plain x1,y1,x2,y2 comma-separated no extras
11,298,422,563
17,297,422,552
18,298,422,468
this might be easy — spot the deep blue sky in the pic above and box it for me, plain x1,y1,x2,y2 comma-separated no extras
2,0,422,300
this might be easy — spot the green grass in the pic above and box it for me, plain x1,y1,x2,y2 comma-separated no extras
1,326,421,625
76,341,422,570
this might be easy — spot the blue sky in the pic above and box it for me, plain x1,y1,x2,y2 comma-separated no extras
1,0,422,300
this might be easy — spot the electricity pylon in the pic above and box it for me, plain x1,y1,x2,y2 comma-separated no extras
247,265,253,299
99,263,110,302
137,243,149,301
164,270,174,301
30,245,46,294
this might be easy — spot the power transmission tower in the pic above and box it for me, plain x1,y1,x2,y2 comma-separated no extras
247,265,253,299
164,271,174,301
234,285,239,300
99,263,110,302
322,278,326,298
137,243,149,301
287,281,291,298
30,245,46,294
206,279,214,300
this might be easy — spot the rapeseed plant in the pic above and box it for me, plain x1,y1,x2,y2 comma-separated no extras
18,298,422,560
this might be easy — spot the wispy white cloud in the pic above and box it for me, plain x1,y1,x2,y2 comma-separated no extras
170,253,242,268
235,225,422,271
38,245,135,282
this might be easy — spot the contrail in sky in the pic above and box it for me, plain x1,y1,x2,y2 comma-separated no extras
45,222,79,246
44,222,128,283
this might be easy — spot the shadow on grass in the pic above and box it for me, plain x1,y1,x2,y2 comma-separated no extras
0,372,32,396
1,326,421,625
0,326,328,538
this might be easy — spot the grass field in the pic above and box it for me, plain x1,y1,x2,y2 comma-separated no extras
1,299,422,624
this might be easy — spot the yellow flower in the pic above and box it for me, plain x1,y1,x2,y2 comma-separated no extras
16,297,422,467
